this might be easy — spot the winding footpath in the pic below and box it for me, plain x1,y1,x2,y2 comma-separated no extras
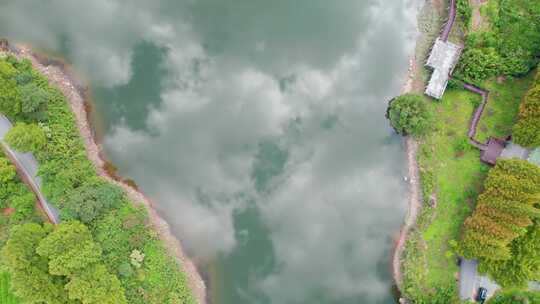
0,115,60,224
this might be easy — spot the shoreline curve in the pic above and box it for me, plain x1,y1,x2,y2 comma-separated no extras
5,42,208,304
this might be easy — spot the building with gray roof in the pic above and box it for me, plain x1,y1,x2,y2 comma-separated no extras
425,38,462,99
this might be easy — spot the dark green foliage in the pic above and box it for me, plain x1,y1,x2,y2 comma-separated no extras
387,93,432,137
455,0,540,82
5,122,46,152
0,61,21,118
456,47,502,83
456,0,472,28
460,159,540,273
58,180,124,224
19,83,49,120
513,69,540,147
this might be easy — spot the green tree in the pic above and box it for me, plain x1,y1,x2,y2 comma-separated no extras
485,223,540,288
0,156,16,183
19,82,49,120
0,223,70,304
65,264,127,304
4,122,47,152
455,47,501,83
513,75,540,147
37,221,127,304
37,221,103,276
10,192,36,221
387,93,432,137
59,181,124,224
460,159,540,261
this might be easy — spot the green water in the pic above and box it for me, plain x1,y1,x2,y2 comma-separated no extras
0,1,421,303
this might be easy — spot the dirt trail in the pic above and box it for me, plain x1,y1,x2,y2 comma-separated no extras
8,44,207,304
471,0,487,31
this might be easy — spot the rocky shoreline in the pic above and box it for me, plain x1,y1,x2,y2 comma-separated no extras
391,0,447,300
3,41,207,304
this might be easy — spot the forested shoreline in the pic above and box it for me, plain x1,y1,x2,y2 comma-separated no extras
0,52,196,303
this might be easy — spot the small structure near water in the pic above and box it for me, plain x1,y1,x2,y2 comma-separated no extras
480,138,506,166
425,38,462,99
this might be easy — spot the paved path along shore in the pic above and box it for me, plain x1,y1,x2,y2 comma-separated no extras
0,115,60,224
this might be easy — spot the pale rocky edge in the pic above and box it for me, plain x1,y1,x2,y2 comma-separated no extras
8,44,207,304
392,0,445,298
392,55,422,293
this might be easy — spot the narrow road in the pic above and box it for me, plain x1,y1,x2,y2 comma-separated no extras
459,259,478,300
0,115,60,224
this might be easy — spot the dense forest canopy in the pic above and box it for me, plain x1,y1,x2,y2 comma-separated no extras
0,55,195,303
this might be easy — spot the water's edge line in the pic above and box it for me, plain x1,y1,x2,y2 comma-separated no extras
7,43,208,304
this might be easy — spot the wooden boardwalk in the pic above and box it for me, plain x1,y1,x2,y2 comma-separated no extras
441,0,457,42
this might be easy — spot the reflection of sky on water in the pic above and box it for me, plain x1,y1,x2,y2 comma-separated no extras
0,1,420,302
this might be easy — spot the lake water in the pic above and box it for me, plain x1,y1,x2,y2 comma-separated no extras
0,1,420,303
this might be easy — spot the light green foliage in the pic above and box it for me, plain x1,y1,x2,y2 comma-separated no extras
58,180,124,224
10,192,36,221
65,264,126,304
475,72,535,143
0,157,16,184
0,223,70,304
387,93,432,137
91,205,195,304
2,222,126,304
0,272,20,304
488,290,540,304
460,159,540,261
513,68,540,148
130,249,145,268
37,221,103,276
485,223,540,288
0,152,37,219
5,122,46,152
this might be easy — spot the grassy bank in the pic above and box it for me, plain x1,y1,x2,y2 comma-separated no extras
400,0,539,300
402,75,535,303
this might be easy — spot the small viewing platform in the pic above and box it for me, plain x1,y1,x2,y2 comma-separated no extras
425,38,462,99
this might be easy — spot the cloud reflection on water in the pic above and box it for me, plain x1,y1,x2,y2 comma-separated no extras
0,1,420,302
